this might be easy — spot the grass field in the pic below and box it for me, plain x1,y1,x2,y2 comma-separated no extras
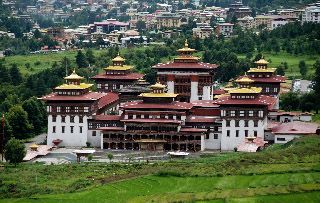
1,136,320,203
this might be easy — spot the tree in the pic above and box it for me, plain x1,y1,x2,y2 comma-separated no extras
33,29,42,39
76,50,89,68
313,60,320,113
22,97,46,134
85,49,95,65
107,153,113,163
4,138,26,165
276,65,285,76
7,105,33,139
280,92,300,111
299,60,307,78
9,64,23,86
136,20,146,32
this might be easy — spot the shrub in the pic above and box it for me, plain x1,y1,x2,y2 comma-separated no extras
4,138,26,165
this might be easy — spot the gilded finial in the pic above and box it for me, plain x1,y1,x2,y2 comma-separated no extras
118,51,120,56
156,77,160,83
185,39,188,47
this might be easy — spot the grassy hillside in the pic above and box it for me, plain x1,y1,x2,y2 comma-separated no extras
1,135,320,202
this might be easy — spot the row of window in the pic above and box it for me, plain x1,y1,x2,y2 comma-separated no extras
226,130,258,137
127,114,182,120
265,87,278,93
231,95,256,99
226,120,259,127
97,83,123,90
57,91,81,96
223,110,264,117
47,106,90,113
52,126,83,134
52,115,84,123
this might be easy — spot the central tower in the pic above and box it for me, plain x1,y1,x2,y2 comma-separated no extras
153,40,219,102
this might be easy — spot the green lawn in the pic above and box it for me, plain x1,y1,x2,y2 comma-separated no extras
2,172,320,203
3,51,78,75
1,136,320,202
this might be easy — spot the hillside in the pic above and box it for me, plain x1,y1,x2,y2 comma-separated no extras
1,135,320,202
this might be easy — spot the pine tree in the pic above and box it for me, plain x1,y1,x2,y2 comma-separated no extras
76,50,89,68
9,64,23,86
299,60,307,78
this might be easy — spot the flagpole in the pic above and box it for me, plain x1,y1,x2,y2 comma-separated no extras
1,113,4,162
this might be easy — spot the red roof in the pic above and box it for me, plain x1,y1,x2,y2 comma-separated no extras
121,101,193,110
239,75,286,83
41,92,108,102
271,121,319,135
153,62,218,70
215,95,277,110
180,128,207,133
91,73,144,80
121,119,181,124
192,100,220,108
93,114,121,121
97,92,119,109
98,127,125,131
213,89,226,95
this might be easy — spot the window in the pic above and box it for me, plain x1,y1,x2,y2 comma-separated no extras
128,114,133,119
249,111,253,117
230,111,235,116
145,114,149,119
235,120,239,127
52,116,56,122
92,131,96,136
214,134,218,139
168,114,173,119
79,116,83,123
259,111,264,117
236,130,239,137
70,116,75,123
277,137,286,141
245,120,249,127
227,130,230,137
206,134,209,139
266,87,270,92
70,126,74,133
84,107,89,112
160,114,165,119
62,126,65,133
239,111,245,117
61,116,66,123
52,126,56,133
57,106,61,112
226,120,230,127
79,126,83,133
254,131,257,137
274,88,278,92
245,130,248,137
66,107,70,113
136,114,141,119
177,115,181,120
254,120,258,127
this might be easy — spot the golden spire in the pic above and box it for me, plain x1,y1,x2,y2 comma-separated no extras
64,69,84,80
185,39,188,47
112,53,125,62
